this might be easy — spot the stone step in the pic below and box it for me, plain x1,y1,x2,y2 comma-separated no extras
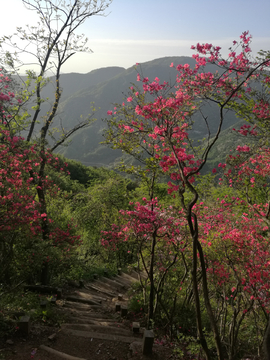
120,272,138,282
67,317,124,327
62,323,131,336
93,279,116,291
99,276,127,290
114,275,134,287
129,270,148,280
94,278,122,292
66,295,102,306
40,344,87,360
74,289,108,302
85,283,116,297
64,301,104,312
121,271,139,282
67,311,113,320
62,328,142,344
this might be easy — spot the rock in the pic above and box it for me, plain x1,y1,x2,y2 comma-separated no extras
48,333,57,341
6,339,14,345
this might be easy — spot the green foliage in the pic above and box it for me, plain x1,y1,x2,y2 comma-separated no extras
128,282,145,313
73,174,133,266
55,155,120,187
133,182,171,204
0,289,63,339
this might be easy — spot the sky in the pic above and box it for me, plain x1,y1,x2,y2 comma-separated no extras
1,0,270,74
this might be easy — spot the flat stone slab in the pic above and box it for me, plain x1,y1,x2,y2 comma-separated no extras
62,328,142,344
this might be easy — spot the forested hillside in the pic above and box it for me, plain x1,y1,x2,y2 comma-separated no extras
14,56,242,168
49,56,243,168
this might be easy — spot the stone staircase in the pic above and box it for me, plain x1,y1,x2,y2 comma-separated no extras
39,271,146,360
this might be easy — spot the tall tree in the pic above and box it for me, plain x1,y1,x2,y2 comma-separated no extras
104,32,270,359
0,0,112,283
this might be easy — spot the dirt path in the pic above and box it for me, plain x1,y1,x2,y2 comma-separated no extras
1,272,175,360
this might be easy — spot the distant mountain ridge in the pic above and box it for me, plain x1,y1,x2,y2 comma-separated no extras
55,57,196,166
17,57,242,169
56,66,126,100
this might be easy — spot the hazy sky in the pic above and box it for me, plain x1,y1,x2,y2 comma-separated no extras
2,0,270,74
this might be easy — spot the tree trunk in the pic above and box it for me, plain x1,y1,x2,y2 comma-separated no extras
147,231,156,329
